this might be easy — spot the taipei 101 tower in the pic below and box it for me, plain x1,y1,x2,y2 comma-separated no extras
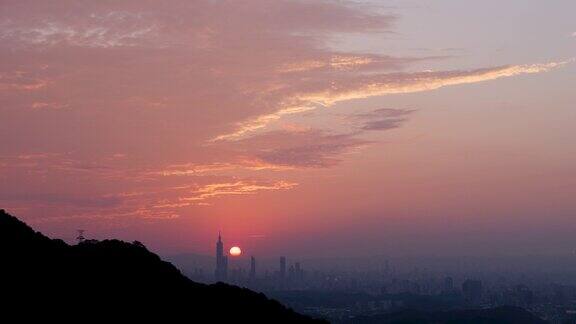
215,232,228,281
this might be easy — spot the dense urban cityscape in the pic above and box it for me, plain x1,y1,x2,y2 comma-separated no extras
169,234,576,323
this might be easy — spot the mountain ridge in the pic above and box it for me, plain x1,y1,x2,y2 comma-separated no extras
0,209,326,323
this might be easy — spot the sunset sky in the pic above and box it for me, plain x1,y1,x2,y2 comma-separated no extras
1,0,575,258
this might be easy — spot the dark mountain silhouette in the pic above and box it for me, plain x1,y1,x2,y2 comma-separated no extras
344,306,547,324
0,209,326,323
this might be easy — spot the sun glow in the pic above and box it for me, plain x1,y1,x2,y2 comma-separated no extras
229,246,242,256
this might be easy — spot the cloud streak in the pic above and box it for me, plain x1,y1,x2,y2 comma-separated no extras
214,61,569,141
180,180,298,203
296,61,568,106
353,108,415,131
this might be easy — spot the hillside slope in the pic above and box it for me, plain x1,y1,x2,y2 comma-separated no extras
0,209,325,323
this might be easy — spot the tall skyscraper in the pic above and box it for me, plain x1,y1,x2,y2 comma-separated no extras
280,256,286,279
250,256,256,281
215,232,228,281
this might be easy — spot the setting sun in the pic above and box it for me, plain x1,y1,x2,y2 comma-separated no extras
229,246,242,256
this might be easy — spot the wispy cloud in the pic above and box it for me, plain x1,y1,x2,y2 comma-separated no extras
0,192,123,208
214,61,569,141
31,101,69,110
180,180,298,202
211,105,316,142
0,71,49,91
157,160,292,177
224,129,371,169
353,108,415,131
296,61,568,106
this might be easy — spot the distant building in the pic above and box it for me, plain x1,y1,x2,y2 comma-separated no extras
444,276,454,292
288,264,295,280
250,256,256,280
295,262,304,281
286,261,305,284
280,256,286,279
215,232,228,281
503,285,534,307
462,279,483,302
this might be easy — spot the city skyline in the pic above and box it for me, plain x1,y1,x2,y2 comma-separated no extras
211,231,308,288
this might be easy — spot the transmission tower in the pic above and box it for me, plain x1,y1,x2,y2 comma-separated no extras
76,229,86,244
